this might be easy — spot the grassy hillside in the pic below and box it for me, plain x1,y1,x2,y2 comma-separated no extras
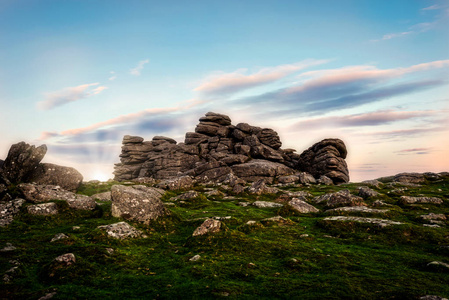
1,177,449,299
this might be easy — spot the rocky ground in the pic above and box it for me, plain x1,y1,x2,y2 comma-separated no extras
1,171,448,299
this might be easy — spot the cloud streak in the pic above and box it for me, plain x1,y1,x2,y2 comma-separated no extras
37,83,108,110
194,59,330,96
130,59,149,76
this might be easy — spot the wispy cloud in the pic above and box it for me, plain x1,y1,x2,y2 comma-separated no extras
194,59,330,96
291,110,436,129
109,71,117,81
422,4,442,11
37,83,108,110
130,59,149,76
395,147,432,155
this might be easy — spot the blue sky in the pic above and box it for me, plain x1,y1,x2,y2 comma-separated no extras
0,0,448,181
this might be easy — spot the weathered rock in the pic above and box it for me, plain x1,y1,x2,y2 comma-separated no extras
192,218,222,236
372,200,391,207
2,142,47,183
257,128,282,150
400,196,443,205
122,135,144,144
297,139,349,184
318,175,333,185
0,198,25,227
91,191,112,201
0,243,16,252
427,261,449,269
298,172,316,185
420,213,446,220
177,190,200,200
252,201,283,208
157,176,194,190
361,179,383,189
232,184,245,194
199,112,232,126
153,136,177,144
248,179,279,195
51,233,69,242
358,186,380,199
54,253,76,266
98,222,144,239
189,254,201,262
66,195,96,211
232,160,295,183
323,216,403,227
27,202,58,216
419,296,448,300
26,163,83,192
278,175,299,184
325,206,389,214
111,185,167,224
313,190,365,208
288,198,319,213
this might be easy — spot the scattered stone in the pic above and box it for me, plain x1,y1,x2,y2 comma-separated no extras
157,176,194,190
323,216,403,228
400,196,443,205
357,186,380,199
423,224,441,228
248,179,279,195
72,226,80,231
246,220,257,225
252,201,283,208
372,200,392,207
298,172,317,185
38,292,57,300
27,202,58,216
26,163,83,192
318,175,333,185
1,142,47,183
288,198,319,213
177,190,200,200
278,175,299,184
361,179,383,188
106,248,114,255
91,191,112,201
111,185,168,224
192,218,222,236
420,213,446,221
0,243,16,252
238,202,250,207
66,194,96,210
300,234,309,238
287,191,313,199
206,190,225,197
419,296,448,300
0,198,25,227
313,190,365,208
54,253,76,266
189,254,201,262
325,206,389,214
261,216,288,223
232,160,295,184
98,222,144,239
427,261,449,269
51,233,69,242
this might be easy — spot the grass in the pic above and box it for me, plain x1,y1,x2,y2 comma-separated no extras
1,176,449,299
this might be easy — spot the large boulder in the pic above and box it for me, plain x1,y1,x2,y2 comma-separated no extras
2,142,47,183
297,138,349,184
231,159,295,183
111,185,168,224
0,198,26,226
25,163,83,192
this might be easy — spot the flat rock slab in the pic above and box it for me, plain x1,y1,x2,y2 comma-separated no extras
252,201,283,208
400,196,443,205
323,216,403,228
91,191,112,201
421,213,446,220
27,202,58,216
313,190,365,208
26,163,83,192
98,222,144,239
325,206,389,214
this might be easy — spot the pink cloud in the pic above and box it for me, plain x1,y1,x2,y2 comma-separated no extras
37,83,108,110
194,59,330,96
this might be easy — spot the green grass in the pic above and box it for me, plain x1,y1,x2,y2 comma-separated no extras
1,177,449,299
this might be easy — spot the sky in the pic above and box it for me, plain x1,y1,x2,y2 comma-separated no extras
0,0,448,182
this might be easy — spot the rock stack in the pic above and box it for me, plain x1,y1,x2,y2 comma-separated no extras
113,112,350,185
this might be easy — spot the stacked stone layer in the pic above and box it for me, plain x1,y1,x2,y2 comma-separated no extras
113,112,350,184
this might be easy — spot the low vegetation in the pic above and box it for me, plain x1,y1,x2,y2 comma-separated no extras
1,177,449,299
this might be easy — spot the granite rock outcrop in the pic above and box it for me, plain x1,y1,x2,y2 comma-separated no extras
113,112,350,185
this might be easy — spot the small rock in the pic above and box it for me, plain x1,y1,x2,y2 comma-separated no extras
420,213,446,220
238,202,250,207
192,218,222,236
177,190,200,200
313,190,365,208
325,206,389,214
232,184,245,194
318,175,333,185
323,216,402,228
51,233,69,242
27,202,58,216
300,234,309,238
0,243,16,252
106,248,114,255
372,200,392,207
288,198,319,213
427,261,449,269
98,222,145,239
66,194,96,210
420,296,448,300
424,224,441,228
248,179,279,195
246,220,257,225
72,226,80,230
361,179,383,188
91,191,112,201
38,292,57,300
252,201,283,208
213,216,231,220
357,186,380,199
400,196,443,205
189,254,201,262
298,172,316,185
205,190,225,197
54,253,76,266
262,216,287,222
